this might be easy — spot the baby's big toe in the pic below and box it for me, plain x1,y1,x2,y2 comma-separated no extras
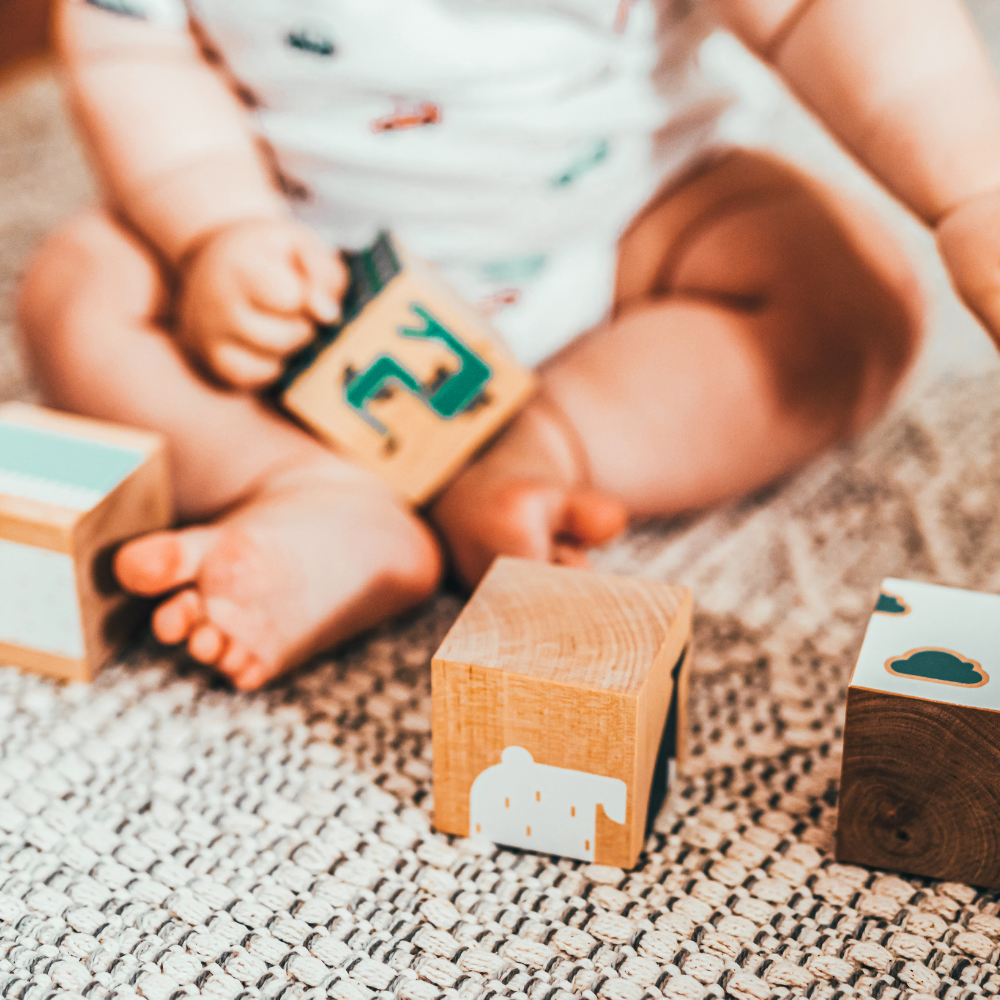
561,490,629,547
152,588,203,645
115,527,216,595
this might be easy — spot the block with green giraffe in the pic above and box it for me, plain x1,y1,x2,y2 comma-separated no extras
278,232,536,505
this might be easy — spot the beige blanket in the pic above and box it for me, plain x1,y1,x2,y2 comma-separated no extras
2,55,1000,1000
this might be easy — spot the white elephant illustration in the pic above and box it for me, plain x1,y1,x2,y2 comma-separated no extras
469,746,626,861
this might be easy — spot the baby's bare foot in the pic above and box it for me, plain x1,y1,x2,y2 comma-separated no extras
431,399,628,587
115,458,441,689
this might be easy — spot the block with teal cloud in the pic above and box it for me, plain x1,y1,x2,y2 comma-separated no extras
842,582,1000,886
885,647,988,687
875,591,910,615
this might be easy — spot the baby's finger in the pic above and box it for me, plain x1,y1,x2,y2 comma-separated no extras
229,308,315,355
210,340,285,389
295,240,349,325
240,258,307,316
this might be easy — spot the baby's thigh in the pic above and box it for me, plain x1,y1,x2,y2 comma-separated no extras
621,150,913,309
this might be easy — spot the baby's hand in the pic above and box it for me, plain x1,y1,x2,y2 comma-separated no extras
177,218,348,388
936,189,1000,350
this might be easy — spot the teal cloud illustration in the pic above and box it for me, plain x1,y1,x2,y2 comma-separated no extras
885,648,988,687
875,591,910,615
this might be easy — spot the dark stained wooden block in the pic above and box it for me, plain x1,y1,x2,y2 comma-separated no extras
837,577,1000,886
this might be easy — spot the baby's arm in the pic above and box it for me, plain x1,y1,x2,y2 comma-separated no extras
718,0,1000,344
57,0,345,386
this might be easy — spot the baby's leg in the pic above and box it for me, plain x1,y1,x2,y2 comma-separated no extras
18,210,441,688
434,150,924,584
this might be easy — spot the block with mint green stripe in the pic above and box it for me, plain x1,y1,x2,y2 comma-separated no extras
0,421,147,512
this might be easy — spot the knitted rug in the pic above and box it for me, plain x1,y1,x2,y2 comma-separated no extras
5,56,1000,1000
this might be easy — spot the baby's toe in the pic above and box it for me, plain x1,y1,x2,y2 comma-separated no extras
188,622,227,664
152,588,203,645
561,490,629,547
115,526,219,596
218,639,254,678
231,655,281,692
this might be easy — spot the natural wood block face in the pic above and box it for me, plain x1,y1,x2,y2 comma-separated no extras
0,404,171,682
432,557,693,868
837,577,1000,886
280,235,536,506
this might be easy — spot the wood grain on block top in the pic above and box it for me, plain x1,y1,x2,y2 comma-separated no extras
850,578,1000,709
434,556,691,692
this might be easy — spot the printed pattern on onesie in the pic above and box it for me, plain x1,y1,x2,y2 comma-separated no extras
80,0,188,27
75,0,730,365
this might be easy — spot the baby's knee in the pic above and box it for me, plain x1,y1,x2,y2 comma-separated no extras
20,213,107,357
18,210,165,370
775,226,925,437
841,244,925,434
865,244,925,377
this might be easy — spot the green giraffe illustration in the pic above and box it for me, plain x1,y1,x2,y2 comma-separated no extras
345,304,492,436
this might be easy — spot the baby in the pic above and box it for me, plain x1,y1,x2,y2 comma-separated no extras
17,0,1000,689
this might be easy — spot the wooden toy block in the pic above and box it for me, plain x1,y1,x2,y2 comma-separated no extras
431,557,693,868
0,403,171,682
277,233,536,506
837,577,1000,886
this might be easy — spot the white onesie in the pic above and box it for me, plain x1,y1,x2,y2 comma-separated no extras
85,0,733,365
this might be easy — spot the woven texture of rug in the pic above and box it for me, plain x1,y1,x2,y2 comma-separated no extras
5,35,1000,1000
3,368,1000,1000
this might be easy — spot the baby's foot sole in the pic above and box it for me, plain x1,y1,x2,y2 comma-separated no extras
116,466,441,688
